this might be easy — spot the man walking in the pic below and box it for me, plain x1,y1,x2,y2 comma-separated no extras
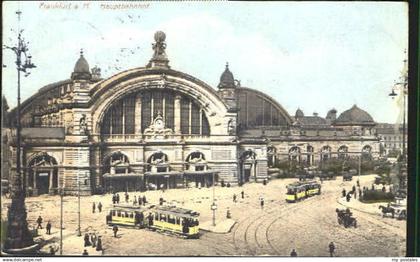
92,202,96,213
36,215,43,229
342,189,346,198
46,220,52,235
260,197,264,209
113,225,119,238
98,202,102,213
142,195,146,205
116,193,120,204
329,242,335,257
241,191,244,199
233,194,237,203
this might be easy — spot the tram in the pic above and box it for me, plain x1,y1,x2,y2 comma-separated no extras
286,180,321,202
148,206,200,238
106,204,200,238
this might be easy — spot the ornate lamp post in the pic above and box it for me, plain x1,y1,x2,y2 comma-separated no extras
389,51,408,192
2,10,37,254
389,53,408,162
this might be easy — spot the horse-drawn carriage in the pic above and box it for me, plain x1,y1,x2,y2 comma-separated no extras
336,208,357,228
380,200,407,220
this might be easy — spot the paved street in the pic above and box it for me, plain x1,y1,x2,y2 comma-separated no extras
1,174,406,256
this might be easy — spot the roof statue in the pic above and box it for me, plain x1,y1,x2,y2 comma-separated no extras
147,31,170,68
218,62,236,89
71,49,92,80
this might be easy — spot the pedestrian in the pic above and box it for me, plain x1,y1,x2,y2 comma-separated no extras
92,202,96,213
342,189,346,198
371,184,375,191
96,236,102,251
352,185,356,193
260,197,264,209
159,197,164,206
382,186,386,192
346,193,351,202
142,195,146,205
82,249,89,256
329,242,335,257
125,192,129,203
147,212,153,226
112,194,116,205
91,233,97,248
227,182,231,188
226,208,231,219
359,188,362,199
241,191,244,199
113,225,119,238
49,246,56,255
139,196,143,206
36,216,43,229
46,220,52,235
98,202,102,213
116,193,120,204
233,194,237,203
290,249,297,257
84,233,91,247
353,189,357,199
356,179,360,187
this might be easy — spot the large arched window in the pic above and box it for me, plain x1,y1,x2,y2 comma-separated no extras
338,145,349,159
186,152,207,171
289,146,301,162
101,89,210,136
321,146,331,161
103,152,130,175
147,152,169,173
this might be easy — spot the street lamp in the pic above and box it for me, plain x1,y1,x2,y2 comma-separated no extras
389,52,408,162
77,175,81,237
389,53,408,192
60,187,64,255
211,172,217,226
2,10,37,254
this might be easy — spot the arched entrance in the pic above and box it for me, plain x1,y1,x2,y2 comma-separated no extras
240,150,257,184
338,145,349,159
28,153,58,196
184,151,216,188
320,145,332,161
145,151,180,190
102,151,139,193
267,146,277,168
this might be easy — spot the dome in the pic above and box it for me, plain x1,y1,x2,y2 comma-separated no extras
295,108,304,118
334,105,375,126
218,63,235,89
71,50,92,80
326,108,337,120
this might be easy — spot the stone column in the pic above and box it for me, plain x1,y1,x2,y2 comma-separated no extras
174,95,181,134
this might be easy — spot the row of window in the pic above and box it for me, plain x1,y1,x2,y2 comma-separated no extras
101,90,210,135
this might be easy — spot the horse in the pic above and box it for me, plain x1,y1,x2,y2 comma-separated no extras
378,205,395,218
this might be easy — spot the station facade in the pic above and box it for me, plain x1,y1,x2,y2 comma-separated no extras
4,31,380,196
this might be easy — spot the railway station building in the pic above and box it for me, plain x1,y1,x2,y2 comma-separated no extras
3,31,380,196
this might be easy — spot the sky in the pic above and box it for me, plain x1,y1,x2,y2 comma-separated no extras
2,1,408,124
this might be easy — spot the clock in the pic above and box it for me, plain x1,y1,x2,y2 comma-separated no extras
155,118,164,129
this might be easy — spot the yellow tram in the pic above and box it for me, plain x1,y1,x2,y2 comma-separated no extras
286,180,321,202
106,205,148,227
148,206,200,239
106,204,200,238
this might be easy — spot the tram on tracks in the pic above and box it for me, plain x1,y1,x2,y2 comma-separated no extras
286,180,321,203
106,204,200,238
